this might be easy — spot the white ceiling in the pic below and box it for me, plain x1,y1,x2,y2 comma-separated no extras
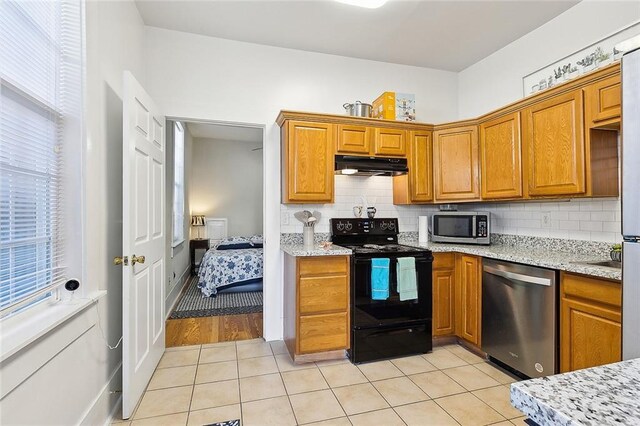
186,122,263,143
135,0,579,71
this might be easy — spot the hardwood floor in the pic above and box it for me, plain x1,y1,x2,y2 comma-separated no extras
166,313,263,347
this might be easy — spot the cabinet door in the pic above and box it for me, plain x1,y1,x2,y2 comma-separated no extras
336,124,371,155
522,91,585,196
480,113,523,199
409,130,433,202
560,298,621,373
587,74,621,125
433,269,455,336
373,128,407,157
433,126,480,201
455,254,481,345
283,120,334,203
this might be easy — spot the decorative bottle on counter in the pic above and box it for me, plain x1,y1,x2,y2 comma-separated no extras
303,226,314,249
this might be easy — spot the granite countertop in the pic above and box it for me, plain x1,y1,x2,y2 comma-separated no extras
280,243,352,257
399,238,621,281
511,358,640,426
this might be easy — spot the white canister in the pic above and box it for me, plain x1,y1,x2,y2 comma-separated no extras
418,216,428,243
303,226,314,249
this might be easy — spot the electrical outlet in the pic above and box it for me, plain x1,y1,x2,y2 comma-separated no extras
542,212,551,228
281,211,290,225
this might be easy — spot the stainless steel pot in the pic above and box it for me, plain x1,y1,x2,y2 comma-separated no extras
343,101,372,117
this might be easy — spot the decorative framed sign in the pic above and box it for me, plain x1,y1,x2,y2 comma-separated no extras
523,20,640,96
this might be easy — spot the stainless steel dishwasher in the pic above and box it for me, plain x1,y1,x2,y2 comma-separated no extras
481,259,557,378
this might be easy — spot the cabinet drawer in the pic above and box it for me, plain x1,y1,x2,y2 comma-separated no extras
432,253,455,270
561,272,621,308
299,312,349,353
299,256,349,276
300,275,348,314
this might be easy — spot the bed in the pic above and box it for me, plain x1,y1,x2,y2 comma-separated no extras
197,235,264,297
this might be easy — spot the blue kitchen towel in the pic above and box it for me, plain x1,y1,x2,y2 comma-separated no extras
371,258,390,300
397,257,418,301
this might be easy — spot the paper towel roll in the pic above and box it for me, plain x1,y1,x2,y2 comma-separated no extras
418,216,428,243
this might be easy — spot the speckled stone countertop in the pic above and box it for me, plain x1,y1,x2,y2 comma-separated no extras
399,238,621,280
280,243,352,257
511,358,640,426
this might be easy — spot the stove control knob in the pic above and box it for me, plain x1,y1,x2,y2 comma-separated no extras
388,221,396,231
337,222,345,231
345,222,353,231
380,222,388,230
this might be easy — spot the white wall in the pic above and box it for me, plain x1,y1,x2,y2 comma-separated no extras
165,122,193,315
0,2,146,425
458,1,640,118
143,26,459,341
190,138,263,237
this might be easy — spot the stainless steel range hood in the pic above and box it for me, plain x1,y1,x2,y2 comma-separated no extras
335,155,408,176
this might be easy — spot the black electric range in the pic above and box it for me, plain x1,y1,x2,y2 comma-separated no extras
330,218,433,363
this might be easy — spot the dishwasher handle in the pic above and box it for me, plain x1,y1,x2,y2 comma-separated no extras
483,265,552,286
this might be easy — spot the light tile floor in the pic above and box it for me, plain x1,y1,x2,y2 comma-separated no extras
112,339,529,426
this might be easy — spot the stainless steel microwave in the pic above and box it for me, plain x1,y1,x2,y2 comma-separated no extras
430,211,490,245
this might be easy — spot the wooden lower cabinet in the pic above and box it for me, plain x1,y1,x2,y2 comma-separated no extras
455,254,482,346
283,254,350,362
560,272,622,373
432,253,456,337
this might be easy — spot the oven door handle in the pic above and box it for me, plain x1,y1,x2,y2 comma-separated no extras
483,265,551,286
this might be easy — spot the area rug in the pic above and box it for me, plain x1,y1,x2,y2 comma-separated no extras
205,420,240,426
169,277,263,319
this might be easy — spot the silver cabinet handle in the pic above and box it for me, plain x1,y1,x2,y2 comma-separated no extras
483,265,552,286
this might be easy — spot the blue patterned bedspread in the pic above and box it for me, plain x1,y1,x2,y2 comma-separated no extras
197,248,263,297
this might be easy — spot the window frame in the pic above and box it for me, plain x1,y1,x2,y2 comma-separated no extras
0,0,85,320
171,121,185,248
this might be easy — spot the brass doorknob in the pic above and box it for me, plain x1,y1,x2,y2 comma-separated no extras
131,255,146,265
114,256,129,266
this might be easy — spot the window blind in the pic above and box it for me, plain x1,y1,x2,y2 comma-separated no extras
0,0,83,315
172,122,185,246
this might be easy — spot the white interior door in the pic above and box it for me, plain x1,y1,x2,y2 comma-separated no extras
122,71,166,418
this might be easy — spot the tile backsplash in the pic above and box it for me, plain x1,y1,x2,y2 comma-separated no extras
460,198,622,243
280,175,622,243
280,175,439,234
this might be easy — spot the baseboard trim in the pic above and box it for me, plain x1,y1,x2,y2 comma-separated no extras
165,265,191,319
80,362,122,426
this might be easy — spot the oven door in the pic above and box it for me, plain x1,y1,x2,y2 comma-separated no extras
351,254,432,329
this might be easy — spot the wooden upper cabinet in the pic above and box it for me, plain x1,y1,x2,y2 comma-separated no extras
433,125,480,202
586,74,621,126
480,113,523,200
409,131,433,202
455,254,481,346
523,90,586,197
282,120,334,203
373,127,407,157
336,124,372,155
560,272,621,373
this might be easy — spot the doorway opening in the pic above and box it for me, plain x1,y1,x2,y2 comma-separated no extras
164,119,265,346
